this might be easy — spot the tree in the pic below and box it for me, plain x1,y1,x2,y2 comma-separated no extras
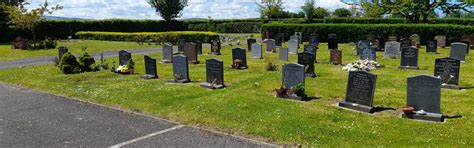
360,2,385,18
148,0,188,21
301,0,316,20
314,7,329,19
258,0,284,19
333,8,352,17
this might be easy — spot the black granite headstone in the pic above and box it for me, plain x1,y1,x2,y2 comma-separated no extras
403,75,443,122
170,55,191,83
200,59,225,89
339,71,377,113
58,46,68,60
400,47,419,69
328,34,338,50
298,52,316,78
247,38,257,52
231,48,248,69
434,58,461,86
119,50,131,66
140,55,158,79
426,41,438,53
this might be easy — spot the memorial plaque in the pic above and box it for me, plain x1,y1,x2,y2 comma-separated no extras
404,75,443,122
288,39,299,54
251,43,263,59
357,40,370,56
184,43,199,64
119,50,131,66
200,59,225,89
449,42,468,61
330,49,342,65
434,58,460,85
58,46,68,60
279,48,289,61
141,55,158,79
266,39,276,53
328,34,338,50
401,39,412,48
210,39,221,55
282,63,305,90
384,41,401,59
309,35,318,46
162,43,173,63
171,55,191,83
426,41,438,53
178,39,185,53
298,52,316,77
410,34,421,47
435,35,446,48
339,71,377,113
232,48,248,69
247,38,257,52
360,47,376,61
400,47,419,69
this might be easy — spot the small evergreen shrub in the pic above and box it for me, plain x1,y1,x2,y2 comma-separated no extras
59,52,80,74
78,52,96,72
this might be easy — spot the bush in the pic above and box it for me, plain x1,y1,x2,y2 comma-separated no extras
59,52,80,74
261,23,474,44
78,52,96,72
76,31,220,43
266,61,278,71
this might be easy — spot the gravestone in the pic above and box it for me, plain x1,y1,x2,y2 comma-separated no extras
357,40,370,56
262,30,269,40
275,34,284,47
403,75,443,122
247,38,257,52
410,34,421,48
298,52,316,78
304,44,318,63
140,55,158,79
449,42,468,61
461,35,474,49
58,46,68,60
251,43,263,59
384,41,401,59
290,35,300,48
435,35,446,48
330,49,342,65
400,47,419,69
434,58,461,87
200,59,225,89
231,48,248,69
426,41,438,53
210,39,221,55
288,39,299,54
119,50,131,66
184,43,199,64
161,43,173,63
377,37,385,51
360,47,376,61
280,63,306,100
309,35,318,46
178,39,185,53
195,42,203,55
339,71,377,113
460,41,470,54
266,39,276,53
169,55,191,83
400,39,412,48
279,48,289,61
328,34,338,50
388,36,397,42
295,32,303,44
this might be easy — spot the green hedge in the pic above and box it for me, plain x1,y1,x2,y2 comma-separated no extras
75,31,220,43
261,23,474,44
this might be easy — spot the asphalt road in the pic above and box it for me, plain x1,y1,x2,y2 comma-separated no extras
0,83,278,147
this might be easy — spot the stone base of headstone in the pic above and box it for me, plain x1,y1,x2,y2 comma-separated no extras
276,94,307,101
402,113,444,122
200,82,225,89
441,84,461,90
160,60,172,64
167,79,191,84
399,66,420,70
140,74,158,79
338,101,374,113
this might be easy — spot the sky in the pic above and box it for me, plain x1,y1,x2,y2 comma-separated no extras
24,0,349,20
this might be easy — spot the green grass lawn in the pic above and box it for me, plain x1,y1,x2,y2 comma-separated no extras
0,42,473,146
0,40,160,62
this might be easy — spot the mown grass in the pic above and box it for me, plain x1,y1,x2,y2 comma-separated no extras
0,40,160,62
0,42,472,146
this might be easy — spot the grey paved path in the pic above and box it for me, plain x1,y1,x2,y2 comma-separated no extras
0,83,278,147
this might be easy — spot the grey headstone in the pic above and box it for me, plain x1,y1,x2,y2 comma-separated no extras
360,47,376,61
434,58,461,85
172,55,190,82
298,52,316,77
344,71,377,107
449,42,468,61
184,43,199,64
328,34,338,50
426,41,438,53
58,47,68,60
410,34,421,47
279,48,288,61
407,75,441,113
232,48,248,69
400,47,419,68
288,39,299,54
357,40,370,56
384,41,401,59
282,63,305,90
460,41,470,54
178,39,185,53
266,39,276,53
162,43,173,63
251,43,263,59
143,55,158,78
435,35,446,48
247,38,257,52
119,50,131,66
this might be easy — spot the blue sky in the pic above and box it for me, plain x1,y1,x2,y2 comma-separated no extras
25,0,349,20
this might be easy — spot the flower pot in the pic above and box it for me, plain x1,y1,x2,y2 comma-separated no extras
402,106,414,114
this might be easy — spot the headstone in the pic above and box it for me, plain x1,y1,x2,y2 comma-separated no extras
304,44,318,63
410,34,421,48
184,43,199,64
309,35,318,46
290,35,300,48
195,42,203,55
434,58,461,86
295,32,303,44
288,39,299,54
339,71,377,113
251,43,263,59
330,49,342,65
371,38,381,51
58,46,68,60
231,48,248,69
449,42,468,61
275,34,284,47
247,38,257,52
298,52,316,78
161,43,173,63
140,55,158,79
357,40,370,56
360,47,376,61
400,47,419,69
403,75,443,122
426,41,438,53
170,55,190,83
388,36,397,42
281,63,306,100
279,48,289,61
178,39,185,53
119,50,131,66
400,39,412,48
266,39,276,53
328,34,338,50
210,39,221,55
435,35,446,48
384,41,401,59
460,41,470,54
377,37,385,51
461,35,474,49
200,59,225,89
262,30,269,40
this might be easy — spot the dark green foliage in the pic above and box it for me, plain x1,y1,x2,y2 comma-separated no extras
127,58,135,70
148,0,188,21
78,52,95,72
265,61,278,71
59,52,80,74
75,31,219,43
333,8,352,17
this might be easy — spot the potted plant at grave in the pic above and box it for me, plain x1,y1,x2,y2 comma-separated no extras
402,106,415,114
232,59,242,69
294,83,305,97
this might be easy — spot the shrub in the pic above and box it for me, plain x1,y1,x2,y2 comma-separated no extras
59,52,80,74
75,31,220,43
78,52,96,72
266,61,278,71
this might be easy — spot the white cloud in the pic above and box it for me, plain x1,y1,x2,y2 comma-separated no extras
24,0,348,20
